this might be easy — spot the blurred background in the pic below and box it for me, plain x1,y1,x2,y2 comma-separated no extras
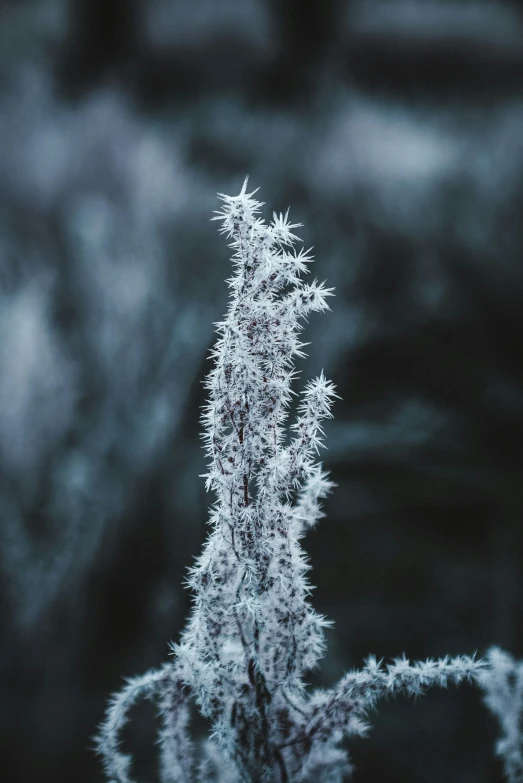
1,0,523,781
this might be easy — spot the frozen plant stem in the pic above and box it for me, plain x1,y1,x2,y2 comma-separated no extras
180,177,337,780
478,648,523,783
96,180,487,783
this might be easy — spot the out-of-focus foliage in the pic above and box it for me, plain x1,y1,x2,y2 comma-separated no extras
2,1,523,782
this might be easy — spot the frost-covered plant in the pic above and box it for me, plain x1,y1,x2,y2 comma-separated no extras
96,180,487,782
478,647,523,783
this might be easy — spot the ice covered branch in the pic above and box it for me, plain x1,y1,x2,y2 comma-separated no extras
478,647,523,783
96,181,510,783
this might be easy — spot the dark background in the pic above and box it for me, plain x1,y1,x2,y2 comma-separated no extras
1,1,523,781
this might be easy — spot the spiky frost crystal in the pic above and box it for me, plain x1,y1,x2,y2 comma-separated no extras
96,182,486,783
